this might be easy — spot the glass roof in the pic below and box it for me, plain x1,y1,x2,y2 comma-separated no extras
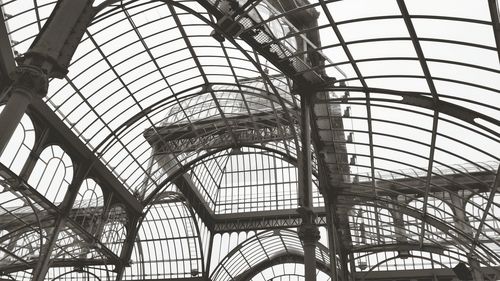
0,0,499,280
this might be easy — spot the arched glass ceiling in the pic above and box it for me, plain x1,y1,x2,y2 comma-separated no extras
0,0,499,278
43,0,300,200
3,0,497,195
210,229,331,281
125,192,203,280
250,263,332,281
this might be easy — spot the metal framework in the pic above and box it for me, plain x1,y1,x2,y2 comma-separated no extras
0,0,498,281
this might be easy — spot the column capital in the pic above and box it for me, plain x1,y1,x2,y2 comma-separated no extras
298,221,320,245
10,65,48,98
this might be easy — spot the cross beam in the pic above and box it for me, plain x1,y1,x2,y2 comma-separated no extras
0,7,15,85
213,208,327,233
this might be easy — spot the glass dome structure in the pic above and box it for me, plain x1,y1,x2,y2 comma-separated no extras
0,0,498,280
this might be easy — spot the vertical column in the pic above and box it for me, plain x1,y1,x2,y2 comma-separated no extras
449,193,485,281
324,189,353,281
204,233,215,280
115,215,141,281
0,65,47,155
297,92,320,281
325,201,338,280
298,91,313,209
388,196,410,258
298,214,321,281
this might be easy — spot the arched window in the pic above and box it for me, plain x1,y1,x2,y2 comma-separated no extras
75,178,104,208
28,145,73,204
0,108,35,174
71,178,105,235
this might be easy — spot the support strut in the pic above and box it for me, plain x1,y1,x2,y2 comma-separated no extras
297,92,320,281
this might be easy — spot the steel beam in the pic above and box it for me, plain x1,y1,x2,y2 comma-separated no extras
215,207,325,221
143,112,294,153
0,6,15,84
321,85,500,139
0,206,326,237
488,0,500,63
213,208,327,233
324,163,495,197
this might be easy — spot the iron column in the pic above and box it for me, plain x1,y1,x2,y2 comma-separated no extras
297,92,320,281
